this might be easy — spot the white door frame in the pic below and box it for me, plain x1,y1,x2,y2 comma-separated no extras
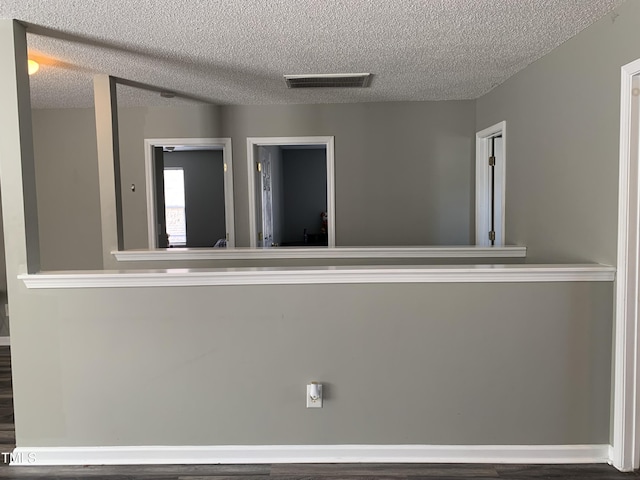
613,58,640,472
143,138,235,248
246,136,336,248
475,122,506,246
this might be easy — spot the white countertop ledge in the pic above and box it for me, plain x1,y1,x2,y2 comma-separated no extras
112,246,527,261
19,264,615,289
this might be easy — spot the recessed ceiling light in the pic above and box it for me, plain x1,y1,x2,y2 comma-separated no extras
28,59,39,75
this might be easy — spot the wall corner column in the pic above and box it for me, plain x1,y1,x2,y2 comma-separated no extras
0,19,40,278
94,75,123,269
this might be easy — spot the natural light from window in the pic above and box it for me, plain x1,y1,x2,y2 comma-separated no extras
164,168,187,246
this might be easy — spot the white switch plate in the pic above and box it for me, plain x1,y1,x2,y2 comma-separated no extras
306,383,323,408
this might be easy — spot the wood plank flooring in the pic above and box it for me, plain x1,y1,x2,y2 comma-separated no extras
0,346,636,479
0,346,14,461
0,462,637,480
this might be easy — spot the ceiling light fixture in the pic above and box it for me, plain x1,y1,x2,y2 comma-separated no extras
28,59,39,75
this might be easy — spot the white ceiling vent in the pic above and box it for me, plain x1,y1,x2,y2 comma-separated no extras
284,73,372,89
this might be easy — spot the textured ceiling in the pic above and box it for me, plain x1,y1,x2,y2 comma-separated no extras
0,0,626,109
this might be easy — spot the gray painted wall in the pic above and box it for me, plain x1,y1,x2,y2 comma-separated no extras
31,105,224,269
282,148,327,244
31,108,103,270
476,0,640,264
164,150,226,247
117,105,223,251
12,281,612,446
31,100,475,266
222,101,476,247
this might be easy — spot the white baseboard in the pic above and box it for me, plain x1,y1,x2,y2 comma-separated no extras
609,444,615,464
10,444,611,466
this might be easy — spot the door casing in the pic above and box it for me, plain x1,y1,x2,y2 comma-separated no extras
475,122,506,246
143,138,235,248
246,136,336,248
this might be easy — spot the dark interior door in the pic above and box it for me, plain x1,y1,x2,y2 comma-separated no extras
153,147,168,248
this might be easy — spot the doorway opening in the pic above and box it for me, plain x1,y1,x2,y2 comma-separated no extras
247,137,335,248
144,138,235,248
475,121,506,246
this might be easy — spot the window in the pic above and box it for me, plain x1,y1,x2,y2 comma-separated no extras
163,168,187,246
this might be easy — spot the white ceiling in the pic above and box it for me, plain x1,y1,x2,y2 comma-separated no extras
0,0,625,109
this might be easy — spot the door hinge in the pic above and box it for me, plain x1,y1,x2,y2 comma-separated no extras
489,156,496,167
489,231,496,241
258,232,263,241
226,232,229,241
257,162,262,172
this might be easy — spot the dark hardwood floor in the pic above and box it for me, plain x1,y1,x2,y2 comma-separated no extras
0,347,14,461
0,462,637,479
0,346,637,479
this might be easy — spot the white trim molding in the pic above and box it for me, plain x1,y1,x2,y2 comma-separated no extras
112,245,527,262
143,138,236,248
246,136,336,248
11,444,610,466
19,264,614,289
476,121,506,246
0,337,10,347
612,57,640,472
